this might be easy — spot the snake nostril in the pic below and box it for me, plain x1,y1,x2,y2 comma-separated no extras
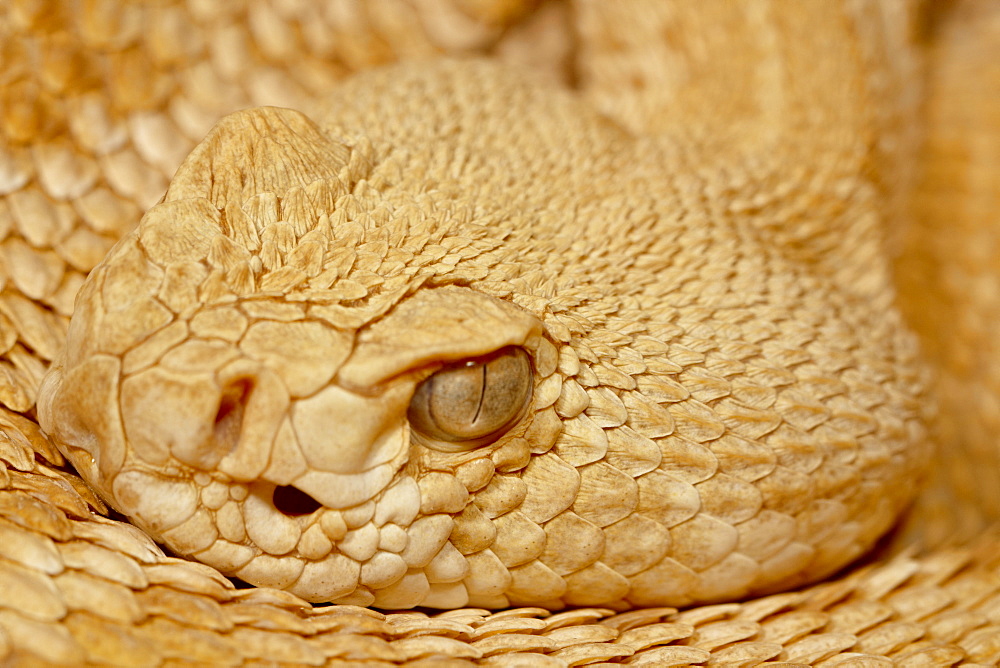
272,485,322,516
214,378,253,453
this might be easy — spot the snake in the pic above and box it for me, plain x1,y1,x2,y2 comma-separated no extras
4,0,1000,663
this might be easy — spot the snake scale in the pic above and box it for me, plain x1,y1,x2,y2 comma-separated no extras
2,0,1000,665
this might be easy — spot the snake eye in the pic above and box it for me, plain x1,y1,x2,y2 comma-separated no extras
408,347,533,450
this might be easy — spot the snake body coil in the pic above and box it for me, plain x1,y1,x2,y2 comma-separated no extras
38,59,929,609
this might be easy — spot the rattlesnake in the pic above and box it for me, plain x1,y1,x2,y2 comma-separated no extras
3,0,1000,664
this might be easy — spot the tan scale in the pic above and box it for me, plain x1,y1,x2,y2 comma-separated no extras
2,0,1000,665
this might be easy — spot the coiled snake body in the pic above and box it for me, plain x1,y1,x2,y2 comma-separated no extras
36,58,930,609
4,0,1000,664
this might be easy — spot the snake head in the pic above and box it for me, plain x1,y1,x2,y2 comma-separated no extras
36,103,553,607
38,62,930,609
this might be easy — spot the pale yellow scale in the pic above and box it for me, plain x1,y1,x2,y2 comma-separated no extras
38,59,927,610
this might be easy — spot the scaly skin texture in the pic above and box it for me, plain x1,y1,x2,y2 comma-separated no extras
2,0,1000,664
37,28,932,609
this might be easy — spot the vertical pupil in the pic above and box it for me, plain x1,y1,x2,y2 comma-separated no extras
472,363,487,424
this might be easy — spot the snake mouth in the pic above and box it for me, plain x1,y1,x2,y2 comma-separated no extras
272,485,323,516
